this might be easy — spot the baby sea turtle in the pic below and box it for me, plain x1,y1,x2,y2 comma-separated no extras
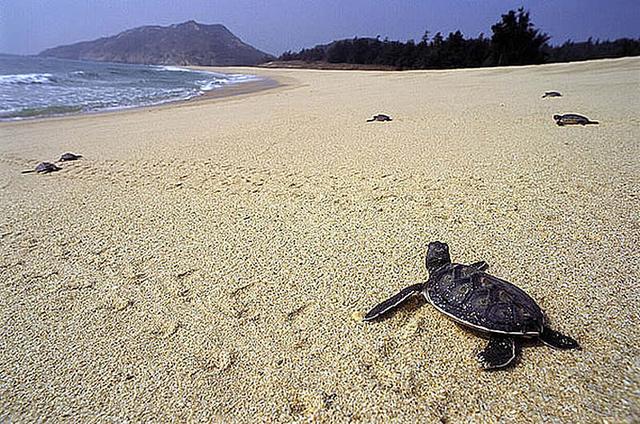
542,91,562,98
364,241,580,370
367,114,392,122
59,152,82,161
554,114,599,126
21,162,61,174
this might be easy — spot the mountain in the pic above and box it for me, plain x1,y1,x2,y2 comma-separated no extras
39,21,274,66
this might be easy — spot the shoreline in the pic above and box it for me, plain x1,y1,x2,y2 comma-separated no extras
2,55,634,127
0,72,285,125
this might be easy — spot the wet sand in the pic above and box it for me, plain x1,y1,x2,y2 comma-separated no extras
0,57,638,422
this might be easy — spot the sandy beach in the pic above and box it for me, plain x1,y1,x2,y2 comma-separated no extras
1,57,638,422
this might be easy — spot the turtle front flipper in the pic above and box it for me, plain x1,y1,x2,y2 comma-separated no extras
539,326,580,350
469,261,489,271
477,337,519,370
363,283,424,322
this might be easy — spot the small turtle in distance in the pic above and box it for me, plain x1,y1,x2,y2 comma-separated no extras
367,114,392,122
21,162,61,174
542,91,562,98
364,241,580,370
554,114,599,126
59,152,82,162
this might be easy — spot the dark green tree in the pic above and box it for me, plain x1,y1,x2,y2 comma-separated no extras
327,40,349,63
278,8,639,70
490,8,549,65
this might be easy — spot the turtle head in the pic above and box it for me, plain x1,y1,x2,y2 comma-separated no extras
553,114,562,121
426,241,451,272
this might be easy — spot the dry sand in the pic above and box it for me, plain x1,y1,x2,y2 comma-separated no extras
0,57,639,422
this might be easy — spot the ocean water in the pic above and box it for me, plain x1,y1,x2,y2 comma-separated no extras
0,54,259,120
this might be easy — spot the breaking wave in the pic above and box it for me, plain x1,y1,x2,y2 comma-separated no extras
0,73,56,85
0,54,261,120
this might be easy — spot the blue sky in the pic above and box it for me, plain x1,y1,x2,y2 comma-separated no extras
1,0,639,55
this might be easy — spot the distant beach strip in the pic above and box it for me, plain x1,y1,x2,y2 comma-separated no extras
0,54,272,121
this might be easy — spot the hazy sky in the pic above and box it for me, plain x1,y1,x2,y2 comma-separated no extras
1,0,639,56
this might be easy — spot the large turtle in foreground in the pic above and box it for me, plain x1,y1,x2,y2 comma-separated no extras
364,241,580,369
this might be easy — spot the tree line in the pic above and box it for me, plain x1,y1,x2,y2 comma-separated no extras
278,8,640,69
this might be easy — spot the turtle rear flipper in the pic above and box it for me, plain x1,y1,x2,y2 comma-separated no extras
539,326,580,350
477,337,518,370
363,283,423,322
469,261,489,271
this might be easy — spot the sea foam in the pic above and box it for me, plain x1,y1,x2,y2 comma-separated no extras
0,55,260,120
0,73,55,85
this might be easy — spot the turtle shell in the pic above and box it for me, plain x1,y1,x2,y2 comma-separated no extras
426,264,544,335
557,114,589,125
60,153,81,161
35,162,60,174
